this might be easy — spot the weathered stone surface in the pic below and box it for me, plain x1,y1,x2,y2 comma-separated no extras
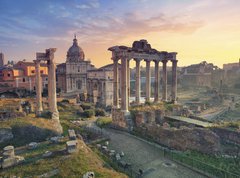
42,151,53,158
3,145,15,158
66,140,78,154
28,142,38,150
68,129,76,140
2,157,17,168
211,127,240,144
1,145,24,169
83,171,95,178
136,125,221,154
0,128,13,143
112,108,128,128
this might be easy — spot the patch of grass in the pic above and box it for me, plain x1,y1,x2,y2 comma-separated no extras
96,117,112,128
174,150,240,177
0,140,127,178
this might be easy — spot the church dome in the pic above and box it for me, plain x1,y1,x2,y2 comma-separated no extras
66,35,85,62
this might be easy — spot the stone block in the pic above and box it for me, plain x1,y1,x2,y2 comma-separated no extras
66,140,78,154
83,171,95,178
68,129,77,140
2,157,17,168
28,142,38,150
42,151,53,158
3,145,15,159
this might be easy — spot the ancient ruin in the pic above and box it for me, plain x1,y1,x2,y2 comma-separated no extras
109,40,178,128
34,48,62,134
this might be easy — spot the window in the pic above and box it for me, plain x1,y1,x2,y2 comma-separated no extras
40,70,43,74
23,78,25,82
7,73,10,77
31,70,35,74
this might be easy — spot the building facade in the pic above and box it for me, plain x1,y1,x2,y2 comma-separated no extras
0,60,48,91
57,36,94,94
180,61,222,87
87,65,116,106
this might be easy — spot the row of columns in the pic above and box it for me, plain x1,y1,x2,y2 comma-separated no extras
113,58,178,112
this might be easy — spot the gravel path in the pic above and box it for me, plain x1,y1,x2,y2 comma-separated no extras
87,123,207,178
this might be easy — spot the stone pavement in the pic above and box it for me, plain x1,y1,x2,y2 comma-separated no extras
102,128,207,178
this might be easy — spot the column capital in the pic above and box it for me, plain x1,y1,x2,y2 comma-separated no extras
171,59,178,63
134,58,141,63
162,59,168,64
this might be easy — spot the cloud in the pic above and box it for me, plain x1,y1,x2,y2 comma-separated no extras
73,12,204,44
76,0,100,9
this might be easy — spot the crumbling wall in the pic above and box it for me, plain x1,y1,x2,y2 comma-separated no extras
135,125,221,154
211,127,240,144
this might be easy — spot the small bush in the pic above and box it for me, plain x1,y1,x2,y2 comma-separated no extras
96,117,112,128
41,111,52,119
81,103,93,110
61,99,70,103
82,109,95,118
95,108,106,116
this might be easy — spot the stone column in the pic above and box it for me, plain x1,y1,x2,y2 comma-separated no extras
145,60,151,102
135,59,141,104
113,58,119,108
162,59,168,101
154,60,159,102
34,60,43,116
48,64,53,111
127,59,130,106
48,53,59,119
121,57,128,112
171,60,178,103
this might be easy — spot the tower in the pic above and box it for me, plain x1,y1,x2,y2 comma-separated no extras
0,53,4,67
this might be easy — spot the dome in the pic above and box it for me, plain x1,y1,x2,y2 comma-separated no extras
66,35,85,62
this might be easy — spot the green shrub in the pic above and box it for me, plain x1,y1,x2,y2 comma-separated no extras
96,117,112,128
61,99,70,103
41,111,52,119
95,108,106,116
81,103,93,110
82,109,95,118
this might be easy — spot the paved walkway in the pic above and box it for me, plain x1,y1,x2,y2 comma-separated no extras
87,123,207,178
166,116,213,127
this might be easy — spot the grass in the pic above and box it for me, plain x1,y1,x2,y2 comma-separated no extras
96,117,112,128
0,99,128,177
0,140,127,178
174,151,240,177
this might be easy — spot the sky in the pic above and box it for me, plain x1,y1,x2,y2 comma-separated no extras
0,0,240,68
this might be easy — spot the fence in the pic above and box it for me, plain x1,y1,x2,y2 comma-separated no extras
132,133,240,178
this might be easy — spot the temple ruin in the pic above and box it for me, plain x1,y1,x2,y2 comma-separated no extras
34,48,62,134
109,40,178,128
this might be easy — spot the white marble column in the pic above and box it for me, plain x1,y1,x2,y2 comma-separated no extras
135,59,141,104
121,57,128,112
145,60,151,102
127,59,130,106
171,60,178,103
162,59,168,101
154,60,159,102
113,58,119,108
48,63,53,112
34,60,43,116
48,53,59,119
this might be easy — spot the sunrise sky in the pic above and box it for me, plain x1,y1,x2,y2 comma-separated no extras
0,0,240,68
